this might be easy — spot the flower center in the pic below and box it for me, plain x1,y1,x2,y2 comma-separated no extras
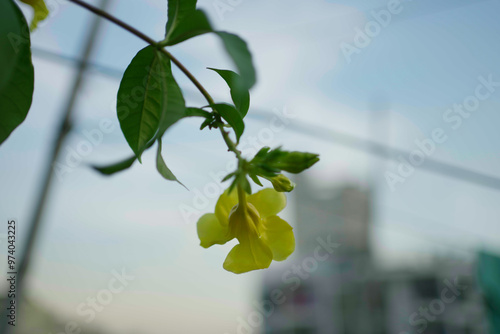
228,202,262,241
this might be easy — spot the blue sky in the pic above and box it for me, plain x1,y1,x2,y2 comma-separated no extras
1,0,500,333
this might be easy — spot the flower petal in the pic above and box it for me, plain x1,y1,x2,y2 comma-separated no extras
261,216,295,261
197,213,231,248
223,238,273,274
215,188,238,226
19,0,49,31
248,188,286,218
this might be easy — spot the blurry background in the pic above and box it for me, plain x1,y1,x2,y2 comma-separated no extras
1,0,500,333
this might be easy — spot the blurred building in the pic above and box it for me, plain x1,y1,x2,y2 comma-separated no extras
261,181,487,334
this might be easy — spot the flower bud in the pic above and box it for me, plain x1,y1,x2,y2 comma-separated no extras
269,174,295,192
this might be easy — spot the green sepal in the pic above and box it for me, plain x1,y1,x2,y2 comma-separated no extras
221,172,236,183
249,173,263,187
241,175,252,194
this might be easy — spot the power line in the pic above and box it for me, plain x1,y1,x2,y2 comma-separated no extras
32,47,124,78
31,47,500,193
272,117,500,192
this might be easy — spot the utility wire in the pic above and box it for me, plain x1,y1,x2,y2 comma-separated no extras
277,118,500,192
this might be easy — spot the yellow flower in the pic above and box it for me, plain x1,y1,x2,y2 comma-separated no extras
197,187,295,274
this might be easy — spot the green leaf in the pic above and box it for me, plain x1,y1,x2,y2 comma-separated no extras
208,68,250,117
165,0,196,36
117,46,176,162
92,140,157,176
0,1,22,90
0,0,34,145
92,155,136,175
161,2,256,88
156,138,186,188
211,103,244,142
156,56,186,137
216,32,256,89
164,7,212,46
184,107,211,118
19,0,49,31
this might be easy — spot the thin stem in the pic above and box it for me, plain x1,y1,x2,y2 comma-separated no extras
237,185,247,207
220,128,242,159
67,0,214,104
67,0,242,160
160,49,215,105
67,0,157,46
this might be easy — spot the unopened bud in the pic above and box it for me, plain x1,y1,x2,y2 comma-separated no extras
269,174,295,192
